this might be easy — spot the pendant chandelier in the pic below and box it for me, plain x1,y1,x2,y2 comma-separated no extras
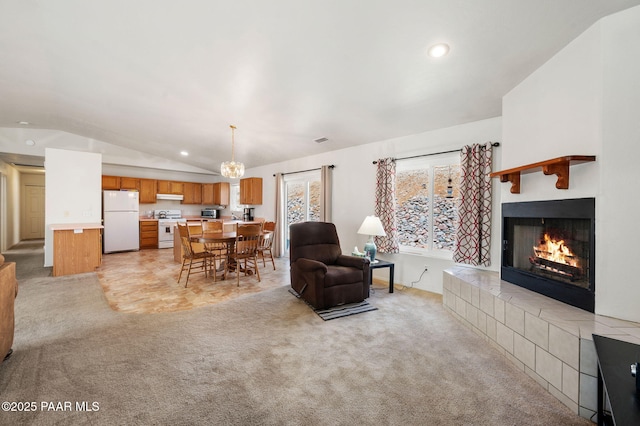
220,124,245,178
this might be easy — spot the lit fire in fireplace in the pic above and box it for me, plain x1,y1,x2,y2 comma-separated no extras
529,233,582,280
536,234,579,266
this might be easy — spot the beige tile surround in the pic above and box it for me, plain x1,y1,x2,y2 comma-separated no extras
443,266,640,422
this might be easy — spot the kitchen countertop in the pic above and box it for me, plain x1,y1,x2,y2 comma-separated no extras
181,220,262,225
138,216,262,225
49,223,104,230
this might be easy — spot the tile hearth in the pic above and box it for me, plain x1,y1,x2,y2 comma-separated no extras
443,266,640,422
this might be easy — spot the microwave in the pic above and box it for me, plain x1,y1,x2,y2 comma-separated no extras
201,209,219,219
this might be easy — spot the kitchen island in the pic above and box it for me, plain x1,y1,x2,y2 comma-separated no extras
50,223,103,277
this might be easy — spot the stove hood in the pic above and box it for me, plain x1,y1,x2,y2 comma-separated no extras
156,193,184,201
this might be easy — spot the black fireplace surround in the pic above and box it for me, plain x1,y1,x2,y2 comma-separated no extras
501,198,595,312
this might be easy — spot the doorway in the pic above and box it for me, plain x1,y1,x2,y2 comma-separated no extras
284,171,320,254
20,184,45,240
0,173,5,252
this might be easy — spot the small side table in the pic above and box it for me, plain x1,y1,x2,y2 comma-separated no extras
369,259,394,293
592,334,640,426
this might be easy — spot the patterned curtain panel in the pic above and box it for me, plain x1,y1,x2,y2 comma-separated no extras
374,158,399,253
453,143,493,266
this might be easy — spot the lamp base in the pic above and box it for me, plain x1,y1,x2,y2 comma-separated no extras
363,240,377,263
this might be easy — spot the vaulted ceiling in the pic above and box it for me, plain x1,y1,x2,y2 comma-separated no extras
1,0,639,173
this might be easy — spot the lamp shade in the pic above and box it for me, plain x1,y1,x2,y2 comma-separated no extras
357,216,386,237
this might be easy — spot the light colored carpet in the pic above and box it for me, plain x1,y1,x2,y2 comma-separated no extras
1,239,50,280
0,270,591,425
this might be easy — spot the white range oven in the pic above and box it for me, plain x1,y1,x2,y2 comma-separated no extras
155,210,185,249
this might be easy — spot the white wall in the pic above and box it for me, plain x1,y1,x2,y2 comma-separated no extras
502,6,640,322
597,7,640,322
502,20,601,204
247,117,503,294
0,159,21,251
44,148,102,267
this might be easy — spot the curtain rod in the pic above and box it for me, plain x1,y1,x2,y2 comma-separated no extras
372,142,500,164
273,164,335,177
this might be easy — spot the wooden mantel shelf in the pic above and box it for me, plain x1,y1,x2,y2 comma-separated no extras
489,155,596,194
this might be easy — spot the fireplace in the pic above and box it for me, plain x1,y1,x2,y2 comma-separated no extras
501,198,595,312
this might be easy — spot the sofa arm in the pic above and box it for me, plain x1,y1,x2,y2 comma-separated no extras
0,255,17,298
336,254,369,270
294,258,329,274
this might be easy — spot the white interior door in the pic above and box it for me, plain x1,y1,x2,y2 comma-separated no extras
21,184,45,240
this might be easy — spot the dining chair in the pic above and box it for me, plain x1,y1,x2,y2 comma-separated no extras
263,221,276,232
177,222,215,287
202,220,223,232
257,230,275,270
185,220,206,255
201,221,226,274
225,224,261,286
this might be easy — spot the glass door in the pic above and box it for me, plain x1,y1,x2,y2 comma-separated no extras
284,171,320,254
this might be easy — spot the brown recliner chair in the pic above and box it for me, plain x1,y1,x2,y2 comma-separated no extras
0,254,18,362
290,222,370,310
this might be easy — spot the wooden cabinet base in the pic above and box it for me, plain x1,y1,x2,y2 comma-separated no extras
139,221,159,249
53,228,102,277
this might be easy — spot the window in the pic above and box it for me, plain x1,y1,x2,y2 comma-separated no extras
395,155,460,255
229,183,242,215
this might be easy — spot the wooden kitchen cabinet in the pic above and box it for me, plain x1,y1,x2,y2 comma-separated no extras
139,220,158,249
139,178,157,204
102,175,120,190
202,182,230,205
171,181,184,195
213,182,230,205
182,182,202,204
202,184,214,204
240,177,262,205
120,177,140,191
157,180,184,195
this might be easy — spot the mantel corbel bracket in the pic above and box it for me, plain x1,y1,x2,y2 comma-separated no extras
542,162,570,189
499,172,521,194
490,155,595,194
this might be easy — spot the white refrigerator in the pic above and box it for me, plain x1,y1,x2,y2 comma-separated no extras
103,190,140,253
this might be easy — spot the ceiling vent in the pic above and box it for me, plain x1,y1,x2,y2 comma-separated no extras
12,163,44,169
314,137,329,143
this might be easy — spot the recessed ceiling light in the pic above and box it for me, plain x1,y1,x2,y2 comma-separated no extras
314,137,329,143
180,151,189,156
25,139,35,146
17,121,30,125
428,43,450,58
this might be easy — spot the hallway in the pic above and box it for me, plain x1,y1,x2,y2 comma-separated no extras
1,239,49,280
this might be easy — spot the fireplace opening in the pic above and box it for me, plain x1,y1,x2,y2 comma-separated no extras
501,198,595,312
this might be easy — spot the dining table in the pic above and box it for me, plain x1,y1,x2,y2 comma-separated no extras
190,230,265,280
189,231,236,279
